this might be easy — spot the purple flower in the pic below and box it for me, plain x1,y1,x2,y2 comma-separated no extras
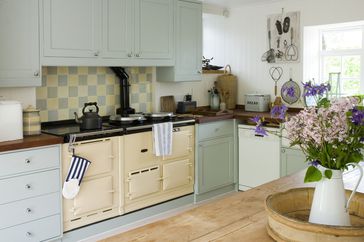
282,86,296,97
271,104,288,120
302,81,330,97
351,107,364,126
250,116,261,124
254,124,268,136
308,160,320,167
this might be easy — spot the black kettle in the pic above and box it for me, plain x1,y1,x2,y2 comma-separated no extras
74,102,102,130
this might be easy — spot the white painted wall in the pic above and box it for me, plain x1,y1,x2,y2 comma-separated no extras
0,87,36,108
223,0,364,106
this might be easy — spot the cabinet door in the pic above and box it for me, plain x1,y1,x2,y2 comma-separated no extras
162,159,191,190
281,148,307,176
102,0,133,59
163,126,193,160
0,0,40,87
197,136,234,194
134,0,173,59
175,0,202,81
43,0,101,58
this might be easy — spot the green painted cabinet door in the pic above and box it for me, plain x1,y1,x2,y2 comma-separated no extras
0,0,40,87
134,0,173,59
281,148,307,176
197,136,234,194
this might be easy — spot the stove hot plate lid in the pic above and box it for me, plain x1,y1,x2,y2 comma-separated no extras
143,112,175,118
109,114,145,123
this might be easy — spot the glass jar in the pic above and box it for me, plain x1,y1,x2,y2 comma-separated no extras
210,93,220,111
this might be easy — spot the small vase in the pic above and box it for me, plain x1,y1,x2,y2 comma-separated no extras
309,163,363,226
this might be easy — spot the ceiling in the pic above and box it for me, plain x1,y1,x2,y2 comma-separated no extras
202,0,280,8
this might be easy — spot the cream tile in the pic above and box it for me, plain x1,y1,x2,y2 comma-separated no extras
78,67,88,75
106,95,115,105
58,86,69,97
97,67,107,74
78,86,88,97
69,97,78,109
58,67,68,75
88,75,97,85
46,75,58,86
69,75,78,86
58,109,69,120
98,106,106,116
47,98,58,110
40,110,48,122
42,66,48,75
138,74,147,82
88,96,97,102
139,93,147,103
106,75,116,85
36,87,47,99
97,86,106,96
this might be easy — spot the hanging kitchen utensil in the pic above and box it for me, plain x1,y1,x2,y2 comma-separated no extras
281,68,301,104
285,27,299,61
261,19,276,63
215,65,238,109
269,67,283,96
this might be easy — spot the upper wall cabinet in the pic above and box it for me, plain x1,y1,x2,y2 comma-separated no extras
156,0,202,82
42,0,101,58
41,0,174,66
0,0,41,87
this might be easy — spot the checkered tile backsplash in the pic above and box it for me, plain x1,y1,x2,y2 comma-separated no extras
36,66,153,122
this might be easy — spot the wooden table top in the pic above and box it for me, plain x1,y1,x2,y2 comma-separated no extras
101,164,364,242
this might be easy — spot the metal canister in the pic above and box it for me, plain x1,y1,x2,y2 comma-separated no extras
23,105,41,136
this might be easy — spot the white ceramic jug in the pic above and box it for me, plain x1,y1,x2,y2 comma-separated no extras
309,163,363,226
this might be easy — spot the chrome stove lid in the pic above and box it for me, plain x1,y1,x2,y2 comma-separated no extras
109,114,146,123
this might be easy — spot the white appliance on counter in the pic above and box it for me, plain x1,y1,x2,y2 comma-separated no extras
238,124,280,191
0,100,23,142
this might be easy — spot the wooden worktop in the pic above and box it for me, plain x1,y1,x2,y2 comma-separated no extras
101,165,364,242
0,134,63,152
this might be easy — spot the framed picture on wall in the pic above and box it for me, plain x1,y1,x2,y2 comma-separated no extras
267,11,300,63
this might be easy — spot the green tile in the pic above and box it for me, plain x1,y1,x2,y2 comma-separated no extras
42,76,47,86
97,74,106,84
139,103,147,112
69,67,78,74
69,108,79,118
58,75,68,86
88,86,97,96
131,93,139,103
139,83,147,93
97,96,106,106
36,99,46,110
147,73,152,82
106,85,115,95
47,87,58,98
78,75,87,85
79,96,88,106
59,98,68,109
88,67,97,74
69,86,78,97
47,67,57,75
48,110,58,121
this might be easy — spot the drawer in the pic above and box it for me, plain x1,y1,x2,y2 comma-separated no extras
0,193,60,229
0,214,61,242
0,169,60,205
0,146,60,178
198,120,234,140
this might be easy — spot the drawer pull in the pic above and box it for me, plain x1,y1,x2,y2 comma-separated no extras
26,232,32,237
173,128,180,132
26,208,32,213
25,184,32,189
25,159,31,164
140,148,148,153
215,128,219,132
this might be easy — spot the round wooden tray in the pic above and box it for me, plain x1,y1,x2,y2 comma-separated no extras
265,188,364,242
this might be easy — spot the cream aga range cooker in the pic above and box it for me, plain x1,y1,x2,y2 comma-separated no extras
42,114,195,231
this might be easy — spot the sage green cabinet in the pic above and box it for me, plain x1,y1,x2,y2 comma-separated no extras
280,147,307,176
195,119,237,202
0,0,40,87
157,0,202,82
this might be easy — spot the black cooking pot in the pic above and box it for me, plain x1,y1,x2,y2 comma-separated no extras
74,102,102,130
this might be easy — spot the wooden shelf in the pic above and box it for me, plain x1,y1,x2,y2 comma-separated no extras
202,70,224,74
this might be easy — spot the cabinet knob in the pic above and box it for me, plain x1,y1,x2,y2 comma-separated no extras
26,232,32,237
127,53,132,57
197,70,202,74
281,148,286,153
135,53,140,57
25,159,31,164
33,71,39,77
25,184,31,190
94,51,100,56
26,208,32,213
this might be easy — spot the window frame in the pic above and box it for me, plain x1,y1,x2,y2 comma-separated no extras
318,25,364,96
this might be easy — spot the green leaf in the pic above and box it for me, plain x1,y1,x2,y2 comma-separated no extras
316,97,330,108
324,169,332,179
304,166,322,183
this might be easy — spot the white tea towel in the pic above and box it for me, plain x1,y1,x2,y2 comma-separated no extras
62,155,91,199
152,122,173,156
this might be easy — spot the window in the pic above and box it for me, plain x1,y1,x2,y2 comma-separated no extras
303,21,364,98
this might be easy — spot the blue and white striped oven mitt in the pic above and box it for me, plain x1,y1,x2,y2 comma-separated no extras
62,155,91,199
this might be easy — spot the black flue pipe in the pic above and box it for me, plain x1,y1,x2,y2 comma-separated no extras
110,67,135,116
